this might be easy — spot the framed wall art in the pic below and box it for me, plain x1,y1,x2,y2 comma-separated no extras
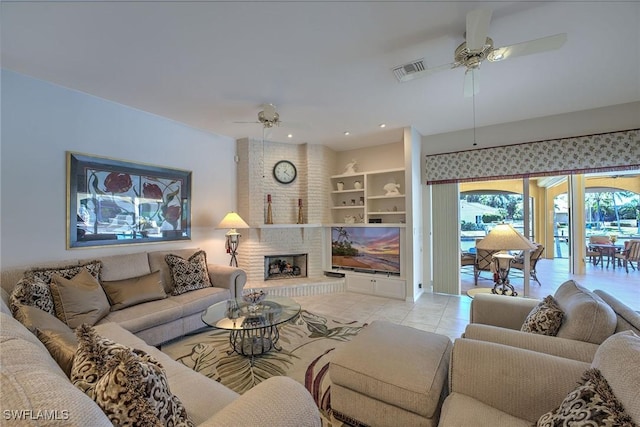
67,152,192,248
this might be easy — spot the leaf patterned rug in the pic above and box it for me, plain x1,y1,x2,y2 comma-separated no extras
161,310,367,426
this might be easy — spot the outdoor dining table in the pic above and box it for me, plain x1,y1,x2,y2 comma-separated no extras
588,243,623,268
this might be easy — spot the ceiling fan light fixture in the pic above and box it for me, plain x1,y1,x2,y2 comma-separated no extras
379,123,386,128
344,131,350,136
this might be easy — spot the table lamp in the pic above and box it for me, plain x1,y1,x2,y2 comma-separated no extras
216,212,249,267
476,223,537,296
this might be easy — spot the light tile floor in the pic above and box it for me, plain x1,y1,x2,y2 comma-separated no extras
292,291,471,341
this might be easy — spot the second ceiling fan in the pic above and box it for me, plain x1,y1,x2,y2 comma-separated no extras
394,9,567,97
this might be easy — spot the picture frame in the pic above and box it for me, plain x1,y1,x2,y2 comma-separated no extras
67,152,192,248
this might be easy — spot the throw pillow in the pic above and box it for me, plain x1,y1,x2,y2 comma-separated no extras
537,368,635,427
50,268,111,328
13,303,78,377
71,324,135,396
521,295,564,336
94,349,193,427
71,324,193,426
36,328,78,377
165,250,212,296
26,260,103,284
9,277,55,315
101,270,167,311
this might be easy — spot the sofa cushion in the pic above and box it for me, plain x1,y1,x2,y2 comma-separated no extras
591,331,640,424
9,277,55,315
99,297,183,334
0,313,111,426
101,270,167,311
554,280,617,344
165,250,212,296
13,304,78,376
536,368,634,427
521,295,564,336
94,252,152,282
594,290,640,335
51,268,111,328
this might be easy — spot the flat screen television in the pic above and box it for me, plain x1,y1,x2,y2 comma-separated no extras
331,226,400,275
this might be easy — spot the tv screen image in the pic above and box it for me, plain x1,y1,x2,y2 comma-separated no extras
331,227,400,274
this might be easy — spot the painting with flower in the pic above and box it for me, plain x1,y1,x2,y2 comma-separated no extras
67,152,191,248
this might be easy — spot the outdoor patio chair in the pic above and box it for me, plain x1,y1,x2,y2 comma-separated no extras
614,240,640,273
473,239,498,286
510,243,545,286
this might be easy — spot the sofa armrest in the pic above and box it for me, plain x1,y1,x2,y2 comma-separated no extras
200,376,321,427
208,264,247,298
464,324,599,363
449,338,589,423
470,293,540,330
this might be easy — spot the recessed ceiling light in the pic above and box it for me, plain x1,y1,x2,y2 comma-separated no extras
287,134,293,138
344,131,350,136
379,123,386,128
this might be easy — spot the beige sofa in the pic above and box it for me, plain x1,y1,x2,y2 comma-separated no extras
438,331,640,426
0,248,246,346
464,280,640,362
0,301,321,426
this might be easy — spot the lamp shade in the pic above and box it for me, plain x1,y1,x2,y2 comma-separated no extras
476,224,537,251
216,212,249,230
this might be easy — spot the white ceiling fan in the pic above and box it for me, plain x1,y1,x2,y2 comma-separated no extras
393,9,567,97
234,103,283,129
233,103,310,140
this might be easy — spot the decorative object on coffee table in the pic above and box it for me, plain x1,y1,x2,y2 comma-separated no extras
216,212,249,267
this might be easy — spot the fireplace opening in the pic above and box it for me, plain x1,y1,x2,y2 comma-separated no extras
264,254,308,280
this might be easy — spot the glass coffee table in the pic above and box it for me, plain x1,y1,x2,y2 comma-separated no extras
201,295,301,364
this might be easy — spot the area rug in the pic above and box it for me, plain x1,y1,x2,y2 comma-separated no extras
161,310,367,426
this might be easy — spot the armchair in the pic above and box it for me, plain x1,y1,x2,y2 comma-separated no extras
614,239,640,273
464,280,640,363
472,238,498,286
510,243,545,285
438,331,640,426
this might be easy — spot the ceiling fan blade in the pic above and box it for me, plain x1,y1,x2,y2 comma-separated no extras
397,62,457,83
488,33,567,62
463,69,480,98
466,9,492,52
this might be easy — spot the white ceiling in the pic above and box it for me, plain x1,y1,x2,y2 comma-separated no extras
2,1,639,152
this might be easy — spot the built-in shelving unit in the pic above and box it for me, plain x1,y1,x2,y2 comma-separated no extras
330,168,406,225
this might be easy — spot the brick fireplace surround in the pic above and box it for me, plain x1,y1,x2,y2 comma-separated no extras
234,138,345,296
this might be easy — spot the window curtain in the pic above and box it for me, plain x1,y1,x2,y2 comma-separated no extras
431,183,460,295
425,129,640,185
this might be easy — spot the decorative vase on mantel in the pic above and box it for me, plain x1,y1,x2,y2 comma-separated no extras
266,194,273,224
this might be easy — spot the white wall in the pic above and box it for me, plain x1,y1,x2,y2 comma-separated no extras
1,70,237,269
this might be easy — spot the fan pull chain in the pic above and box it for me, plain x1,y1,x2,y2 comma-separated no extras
472,72,478,147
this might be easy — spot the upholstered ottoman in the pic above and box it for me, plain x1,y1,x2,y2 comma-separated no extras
329,320,452,427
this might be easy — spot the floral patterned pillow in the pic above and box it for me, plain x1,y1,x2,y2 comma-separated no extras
521,295,564,336
165,251,212,296
537,368,635,427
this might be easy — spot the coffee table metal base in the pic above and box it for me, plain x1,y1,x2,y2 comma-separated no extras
228,324,282,364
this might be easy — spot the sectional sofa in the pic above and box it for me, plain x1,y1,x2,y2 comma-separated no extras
0,248,321,426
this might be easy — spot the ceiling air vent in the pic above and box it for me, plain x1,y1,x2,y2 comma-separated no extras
392,59,426,82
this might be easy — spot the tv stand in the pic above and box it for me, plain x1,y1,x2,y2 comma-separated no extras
344,271,406,300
